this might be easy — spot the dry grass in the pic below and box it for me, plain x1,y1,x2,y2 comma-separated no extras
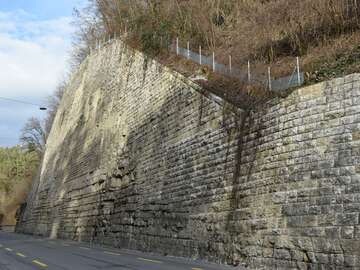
0,179,32,225
73,0,360,108
93,0,360,58
0,147,39,225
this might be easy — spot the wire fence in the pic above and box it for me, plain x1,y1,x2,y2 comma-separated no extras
90,34,305,93
173,39,304,92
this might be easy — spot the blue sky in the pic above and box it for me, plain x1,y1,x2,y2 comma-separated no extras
1,0,83,19
0,0,86,147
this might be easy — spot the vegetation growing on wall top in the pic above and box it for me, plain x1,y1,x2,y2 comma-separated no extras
72,0,360,85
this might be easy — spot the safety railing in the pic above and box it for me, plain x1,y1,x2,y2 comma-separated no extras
174,41,304,92
89,34,305,93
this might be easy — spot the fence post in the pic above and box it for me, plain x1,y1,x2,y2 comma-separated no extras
229,55,232,74
176,37,179,55
199,46,202,65
268,66,272,91
247,61,251,83
187,41,190,59
212,52,215,72
296,57,301,86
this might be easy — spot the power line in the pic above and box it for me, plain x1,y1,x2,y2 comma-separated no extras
0,96,47,110
0,96,42,107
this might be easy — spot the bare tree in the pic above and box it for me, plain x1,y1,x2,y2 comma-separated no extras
20,118,46,156
18,76,66,157
70,2,105,69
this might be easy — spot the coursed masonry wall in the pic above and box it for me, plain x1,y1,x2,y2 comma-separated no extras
17,39,360,269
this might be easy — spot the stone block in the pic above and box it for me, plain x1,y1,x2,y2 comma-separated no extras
335,213,358,226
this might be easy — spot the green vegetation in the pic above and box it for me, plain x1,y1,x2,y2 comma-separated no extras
68,0,360,108
74,1,360,77
0,147,39,225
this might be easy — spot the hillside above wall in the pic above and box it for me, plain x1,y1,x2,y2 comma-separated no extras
17,39,360,270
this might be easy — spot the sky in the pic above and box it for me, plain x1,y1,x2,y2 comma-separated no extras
0,0,86,147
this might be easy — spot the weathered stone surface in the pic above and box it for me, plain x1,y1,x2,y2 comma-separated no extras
16,39,360,269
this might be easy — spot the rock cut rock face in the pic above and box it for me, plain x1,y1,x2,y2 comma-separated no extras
17,40,360,269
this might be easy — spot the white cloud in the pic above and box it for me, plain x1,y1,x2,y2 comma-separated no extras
0,10,74,98
0,10,75,146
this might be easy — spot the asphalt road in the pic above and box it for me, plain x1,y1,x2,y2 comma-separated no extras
0,232,239,270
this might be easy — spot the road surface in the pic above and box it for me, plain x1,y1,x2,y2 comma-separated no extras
0,232,239,270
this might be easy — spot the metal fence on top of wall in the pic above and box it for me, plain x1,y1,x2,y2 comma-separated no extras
91,34,305,93
173,38,305,92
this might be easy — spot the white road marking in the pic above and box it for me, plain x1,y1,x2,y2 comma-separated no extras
32,260,48,268
137,257,163,264
16,252,26,258
104,251,121,256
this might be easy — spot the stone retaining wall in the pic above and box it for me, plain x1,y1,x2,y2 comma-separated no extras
17,39,360,269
